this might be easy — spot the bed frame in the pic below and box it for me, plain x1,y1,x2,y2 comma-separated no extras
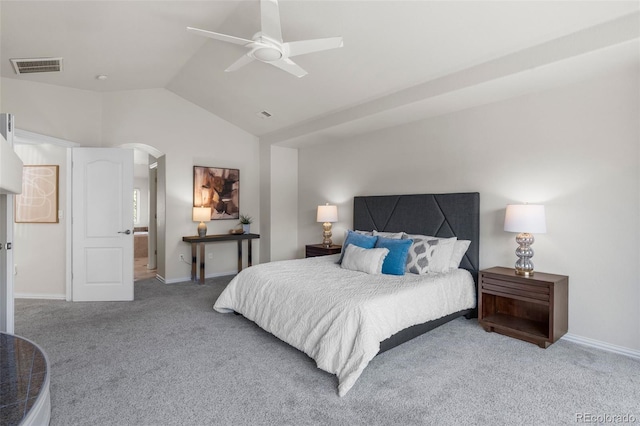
353,192,480,354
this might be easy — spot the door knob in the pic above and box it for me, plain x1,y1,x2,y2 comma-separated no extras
118,230,131,235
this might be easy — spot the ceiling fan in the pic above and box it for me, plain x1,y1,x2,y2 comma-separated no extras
187,0,343,78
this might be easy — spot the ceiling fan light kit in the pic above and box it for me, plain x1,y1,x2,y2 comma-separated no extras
187,0,343,78
252,47,282,62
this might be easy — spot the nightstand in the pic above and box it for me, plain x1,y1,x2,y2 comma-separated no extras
479,267,568,348
305,244,342,258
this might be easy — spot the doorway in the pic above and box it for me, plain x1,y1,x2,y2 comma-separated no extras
132,147,159,282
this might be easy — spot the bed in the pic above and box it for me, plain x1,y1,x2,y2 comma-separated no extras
214,192,480,396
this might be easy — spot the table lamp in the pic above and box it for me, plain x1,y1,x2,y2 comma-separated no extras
317,204,338,248
193,207,212,237
504,204,546,277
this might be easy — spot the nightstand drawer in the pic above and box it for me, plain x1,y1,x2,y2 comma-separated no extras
481,276,549,303
305,244,341,258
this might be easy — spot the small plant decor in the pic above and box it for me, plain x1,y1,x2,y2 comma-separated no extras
239,214,253,234
239,214,253,225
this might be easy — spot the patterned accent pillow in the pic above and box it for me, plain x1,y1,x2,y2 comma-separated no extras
405,238,436,275
405,234,461,272
405,237,457,274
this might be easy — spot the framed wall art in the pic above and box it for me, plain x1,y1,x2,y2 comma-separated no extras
15,165,59,223
193,166,239,220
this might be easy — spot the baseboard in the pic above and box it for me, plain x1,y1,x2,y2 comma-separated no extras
14,293,66,300
160,271,236,285
562,333,640,360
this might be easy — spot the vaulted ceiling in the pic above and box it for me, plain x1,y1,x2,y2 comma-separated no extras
1,1,638,146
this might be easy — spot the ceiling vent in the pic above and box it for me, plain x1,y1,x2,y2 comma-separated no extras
11,57,63,75
257,110,272,119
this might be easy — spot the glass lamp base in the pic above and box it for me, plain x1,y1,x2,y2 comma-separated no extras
514,232,535,277
197,222,207,237
321,222,333,247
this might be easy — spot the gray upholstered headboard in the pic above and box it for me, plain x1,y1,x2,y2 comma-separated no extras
353,193,480,280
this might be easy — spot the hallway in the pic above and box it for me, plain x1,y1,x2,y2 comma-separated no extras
134,257,156,281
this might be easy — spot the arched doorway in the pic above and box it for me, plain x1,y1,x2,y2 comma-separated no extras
120,143,165,282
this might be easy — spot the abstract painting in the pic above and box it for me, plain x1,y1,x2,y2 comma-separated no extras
15,165,59,223
193,166,239,220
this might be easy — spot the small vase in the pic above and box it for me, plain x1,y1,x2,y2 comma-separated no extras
242,224,250,234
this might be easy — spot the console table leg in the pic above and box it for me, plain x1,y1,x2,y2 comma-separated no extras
237,240,243,272
190,243,197,282
199,243,205,284
248,240,252,267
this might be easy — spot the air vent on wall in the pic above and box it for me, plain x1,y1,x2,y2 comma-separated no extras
11,57,63,75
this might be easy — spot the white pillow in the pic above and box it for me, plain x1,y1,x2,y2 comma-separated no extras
405,236,456,274
341,244,389,275
427,237,457,273
450,240,471,268
373,230,406,239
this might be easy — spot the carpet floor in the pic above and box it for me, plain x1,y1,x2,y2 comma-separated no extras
14,276,640,426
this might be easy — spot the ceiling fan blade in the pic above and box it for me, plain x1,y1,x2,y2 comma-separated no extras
187,27,253,46
225,54,255,72
260,0,283,42
270,58,308,78
285,37,344,57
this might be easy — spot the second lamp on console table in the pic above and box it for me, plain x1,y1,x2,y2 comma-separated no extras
193,207,212,237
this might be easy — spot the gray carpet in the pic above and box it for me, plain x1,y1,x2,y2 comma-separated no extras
14,276,640,426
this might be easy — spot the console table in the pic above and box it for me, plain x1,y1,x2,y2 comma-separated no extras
182,233,260,284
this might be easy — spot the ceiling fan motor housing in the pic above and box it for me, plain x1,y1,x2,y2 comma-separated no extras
250,33,284,62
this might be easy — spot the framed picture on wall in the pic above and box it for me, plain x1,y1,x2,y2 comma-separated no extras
15,165,59,223
193,166,239,220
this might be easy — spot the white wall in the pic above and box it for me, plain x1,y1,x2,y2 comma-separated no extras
13,143,67,298
2,78,102,299
1,78,102,146
101,88,260,282
297,65,640,352
269,146,298,261
2,80,260,290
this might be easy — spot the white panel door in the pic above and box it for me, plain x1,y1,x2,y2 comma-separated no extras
72,148,134,301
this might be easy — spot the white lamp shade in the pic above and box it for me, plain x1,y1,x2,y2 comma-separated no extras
193,207,211,222
504,204,546,233
317,204,338,223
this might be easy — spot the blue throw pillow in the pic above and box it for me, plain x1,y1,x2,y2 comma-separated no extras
375,237,413,275
338,230,378,264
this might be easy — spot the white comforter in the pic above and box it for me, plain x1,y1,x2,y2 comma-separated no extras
213,254,476,396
